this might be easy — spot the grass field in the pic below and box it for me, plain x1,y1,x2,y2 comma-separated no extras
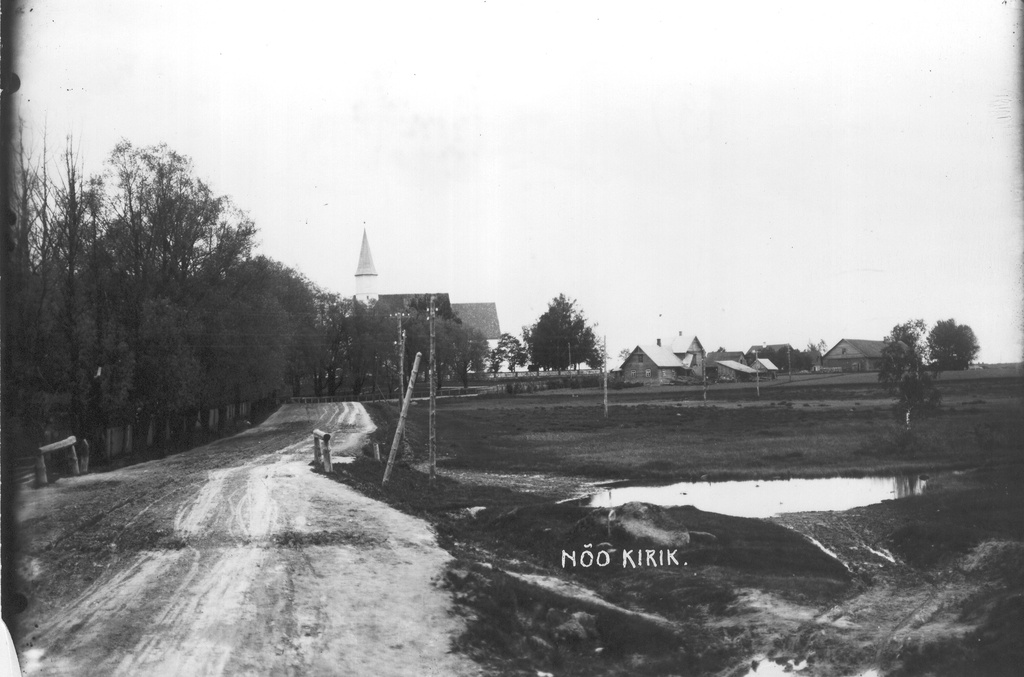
392,374,1024,484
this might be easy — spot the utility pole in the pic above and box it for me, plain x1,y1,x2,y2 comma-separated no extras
429,295,437,484
567,341,572,371
603,335,608,419
788,344,792,383
395,314,407,397
754,349,760,399
702,349,708,402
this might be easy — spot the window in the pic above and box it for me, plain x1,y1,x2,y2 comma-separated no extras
636,354,644,363
645,369,651,378
630,370,636,378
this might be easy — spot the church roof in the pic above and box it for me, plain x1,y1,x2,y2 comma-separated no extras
355,230,377,277
451,303,501,340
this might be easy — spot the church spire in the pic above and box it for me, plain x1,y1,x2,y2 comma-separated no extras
354,229,378,303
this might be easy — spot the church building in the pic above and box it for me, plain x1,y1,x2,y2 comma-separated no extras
352,231,501,342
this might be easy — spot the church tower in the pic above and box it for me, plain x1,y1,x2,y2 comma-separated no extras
354,229,379,304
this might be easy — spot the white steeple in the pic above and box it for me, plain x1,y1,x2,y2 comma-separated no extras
354,229,379,303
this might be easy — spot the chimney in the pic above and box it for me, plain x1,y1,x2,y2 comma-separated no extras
656,338,661,347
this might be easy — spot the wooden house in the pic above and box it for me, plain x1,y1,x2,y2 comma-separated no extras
620,343,688,384
821,339,888,372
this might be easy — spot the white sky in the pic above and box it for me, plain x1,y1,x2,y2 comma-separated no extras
11,0,1024,362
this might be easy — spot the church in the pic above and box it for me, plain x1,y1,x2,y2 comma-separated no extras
353,230,501,343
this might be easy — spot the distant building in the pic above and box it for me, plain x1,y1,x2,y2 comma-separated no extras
354,229,379,304
821,339,888,372
354,233,501,343
620,343,688,384
751,357,780,379
704,350,747,379
669,333,706,377
715,359,758,381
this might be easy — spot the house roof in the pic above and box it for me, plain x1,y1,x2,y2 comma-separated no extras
823,338,889,360
375,293,452,314
705,351,745,366
670,334,704,355
355,230,377,277
627,345,686,369
717,360,758,374
451,302,501,340
753,358,779,371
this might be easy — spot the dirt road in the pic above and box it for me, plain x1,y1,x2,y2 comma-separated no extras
13,403,478,676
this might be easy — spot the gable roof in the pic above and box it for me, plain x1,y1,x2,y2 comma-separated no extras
823,338,889,360
717,360,758,374
355,230,377,277
753,357,779,371
705,351,745,366
670,334,704,355
623,345,686,370
451,302,501,340
375,293,452,314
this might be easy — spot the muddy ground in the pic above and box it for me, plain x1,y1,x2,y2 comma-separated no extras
336,374,1023,676
9,403,478,676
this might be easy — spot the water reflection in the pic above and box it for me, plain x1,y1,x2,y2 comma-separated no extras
585,475,926,518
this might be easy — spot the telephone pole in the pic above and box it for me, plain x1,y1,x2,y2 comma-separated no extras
429,295,437,484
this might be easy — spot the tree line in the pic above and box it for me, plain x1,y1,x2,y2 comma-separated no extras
1,138,490,454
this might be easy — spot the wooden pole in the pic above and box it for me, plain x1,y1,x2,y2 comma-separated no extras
702,349,707,402
603,334,608,419
429,296,437,484
754,349,760,398
383,352,422,485
313,435,322,468
397,315,405,397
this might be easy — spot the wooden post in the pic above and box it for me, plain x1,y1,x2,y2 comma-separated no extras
313,435,322,468
79,438,90,474
322,435,333,473
429,296,436,484
68,443,80,476
383,352,422,485
373,442,380,462
34,453,48,487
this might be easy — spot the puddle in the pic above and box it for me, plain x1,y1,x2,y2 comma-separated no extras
741,657,809,675
582,475,926,518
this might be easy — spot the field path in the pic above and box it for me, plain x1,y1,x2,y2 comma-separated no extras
14,403,477,677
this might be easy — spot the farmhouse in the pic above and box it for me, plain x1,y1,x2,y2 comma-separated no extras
670,333,706,376
821,338,888,373
620,343,688,384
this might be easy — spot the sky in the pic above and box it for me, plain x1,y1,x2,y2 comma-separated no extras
10,0,1024,363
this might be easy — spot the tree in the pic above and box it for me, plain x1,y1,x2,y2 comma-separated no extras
878,319,939,427
491,333,527,373
524,294,601,370
927,319,979,370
